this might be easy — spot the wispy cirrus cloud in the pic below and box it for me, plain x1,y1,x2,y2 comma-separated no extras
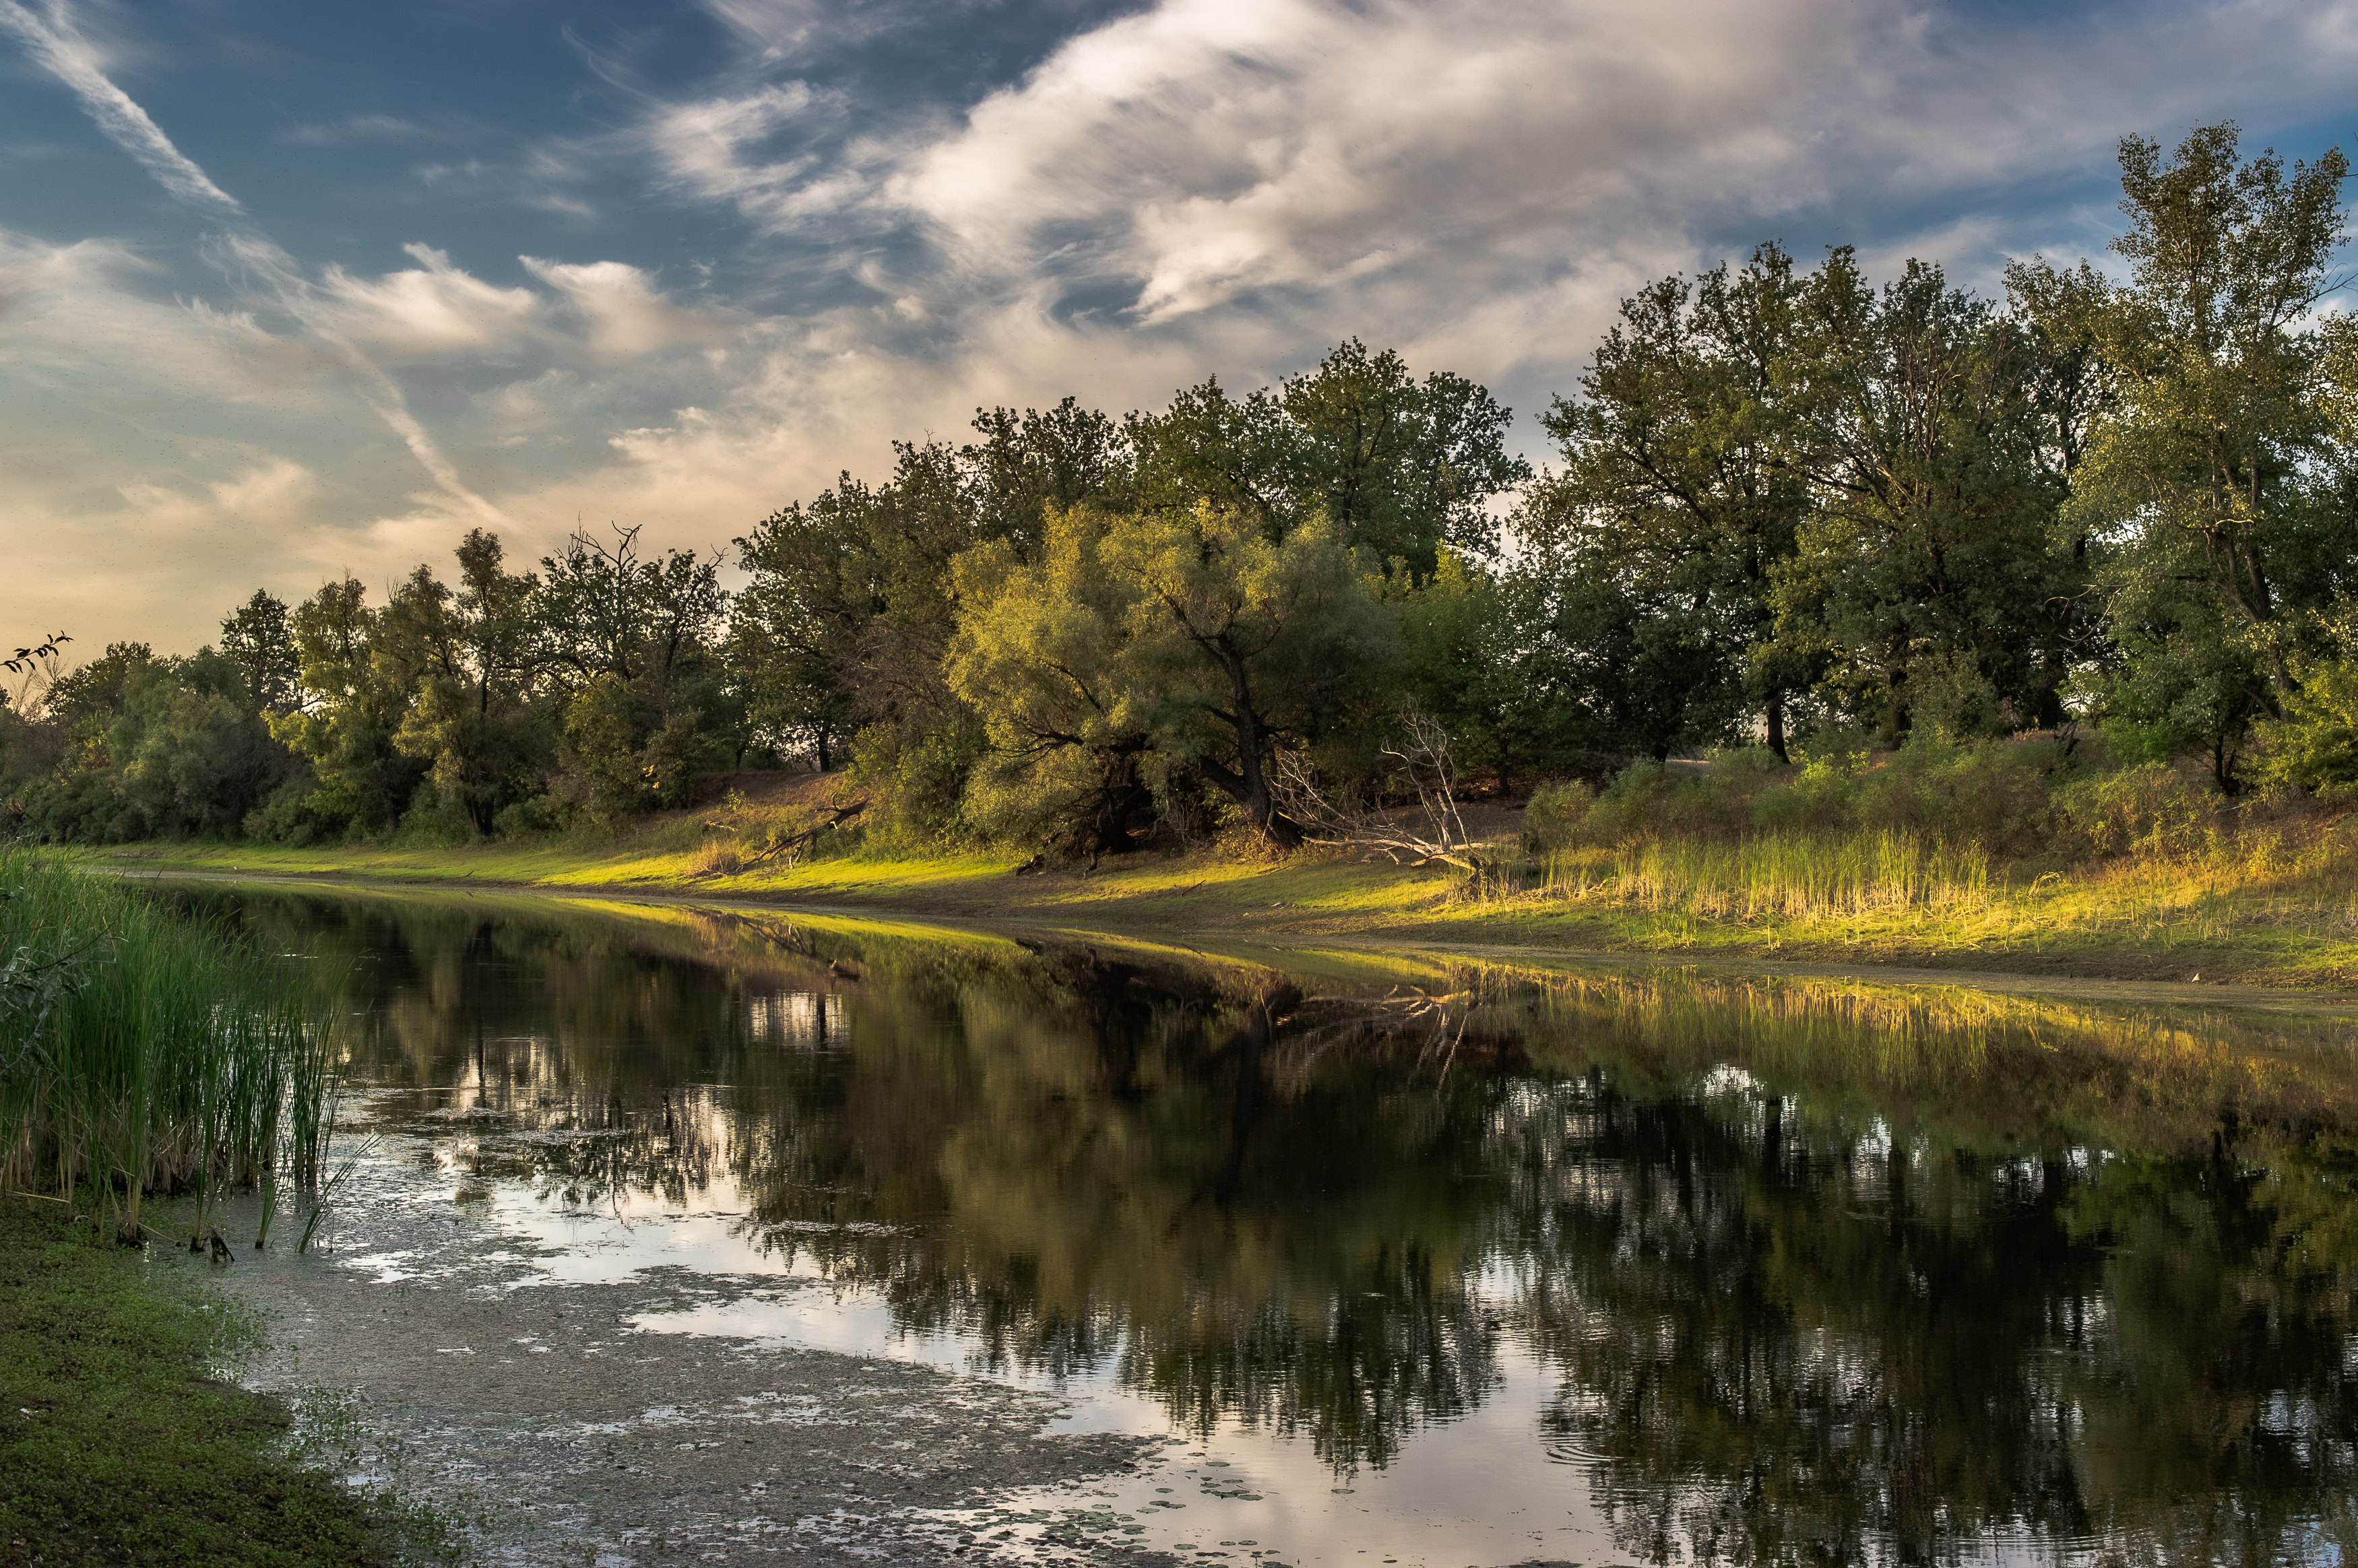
277,113,427,147
0,0,240,211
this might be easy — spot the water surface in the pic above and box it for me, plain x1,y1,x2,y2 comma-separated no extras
191,884,2358,1567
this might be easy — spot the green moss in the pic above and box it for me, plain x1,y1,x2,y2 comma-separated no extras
0,1200,422,1566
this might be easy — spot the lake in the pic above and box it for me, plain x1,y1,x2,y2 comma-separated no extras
177,882,2358,1567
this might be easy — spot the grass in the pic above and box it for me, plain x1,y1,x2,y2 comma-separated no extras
63,737,2358,991
0,1198,433,1566
0,855,337,1247
88,826,2358,991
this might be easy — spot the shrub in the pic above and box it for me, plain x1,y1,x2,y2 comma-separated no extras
2253,655,2358,791
1523,780,1594,852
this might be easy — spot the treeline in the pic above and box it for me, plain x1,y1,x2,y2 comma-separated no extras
8,124,2358,853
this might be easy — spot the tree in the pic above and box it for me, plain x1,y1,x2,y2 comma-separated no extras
535,525,730,817
1107,506,1399,845
951,504,1397,848
947,507,1156,854
2014,123,2353,781
1530,248,1814,758
1276,339,1530,577
377,532,542,835
1770,253,2091,744
1126,343,1531,581
216,591,300,717
962,396,1130,550
269,578,422,833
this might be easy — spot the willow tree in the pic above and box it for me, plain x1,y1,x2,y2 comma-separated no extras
951,504,1397,849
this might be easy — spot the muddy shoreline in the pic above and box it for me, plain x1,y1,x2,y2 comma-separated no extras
171,1130,1183,1567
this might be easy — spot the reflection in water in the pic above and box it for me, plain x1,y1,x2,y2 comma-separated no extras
198,885,2358,1566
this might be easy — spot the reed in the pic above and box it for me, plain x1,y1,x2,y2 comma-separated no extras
1523,829,1989,921
0,853,336,1243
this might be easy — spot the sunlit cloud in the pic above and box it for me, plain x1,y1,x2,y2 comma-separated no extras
3,0,2355,653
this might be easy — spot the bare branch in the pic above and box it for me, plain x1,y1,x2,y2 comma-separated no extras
1270,707,1479,869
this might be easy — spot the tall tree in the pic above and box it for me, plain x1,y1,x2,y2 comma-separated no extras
2013,122,2353,781
535,525,729,816
270,579,423,831
1126,343,1530,579
1277,339,1531,576
379,532,542,834
1770,252,2091,743
216,591,300,717
1531,247,1813,759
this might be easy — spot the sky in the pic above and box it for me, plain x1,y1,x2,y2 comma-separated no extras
1,0,2355,657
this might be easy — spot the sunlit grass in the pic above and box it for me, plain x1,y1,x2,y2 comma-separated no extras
86,801,2358,987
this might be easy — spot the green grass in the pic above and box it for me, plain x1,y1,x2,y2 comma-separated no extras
0,856,336,1246
0,1198,426,1566
79,813,2358,991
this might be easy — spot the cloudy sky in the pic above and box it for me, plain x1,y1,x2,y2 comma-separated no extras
2,0,2353,655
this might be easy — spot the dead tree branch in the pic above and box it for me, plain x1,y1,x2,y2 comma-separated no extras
1271,709,1477,869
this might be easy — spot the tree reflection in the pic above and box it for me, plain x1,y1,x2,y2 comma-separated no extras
194,886,2358,1562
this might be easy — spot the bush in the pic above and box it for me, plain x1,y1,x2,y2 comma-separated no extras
1523,780,1594,852
1525,731,2126,863
490,791,575,839
2047,762,2225,861
2254,655,2358,791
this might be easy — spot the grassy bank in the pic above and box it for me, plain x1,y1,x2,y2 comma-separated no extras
0,1198,420,1565
67,738,2358,991
79,824,2358,991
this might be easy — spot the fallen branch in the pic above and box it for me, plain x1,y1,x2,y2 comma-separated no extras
692,799,867,878
1272,710,1479,869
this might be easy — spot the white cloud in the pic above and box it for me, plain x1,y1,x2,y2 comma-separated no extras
642,81,850,230
313,243,544,358
521,257,734,356
0,0,240,211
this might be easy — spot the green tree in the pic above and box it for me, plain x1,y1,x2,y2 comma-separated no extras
216,591,299,717
961,395,1130,549
1106,505,1398,844
947,507,1156,854
534,525,729,818
951,504,1397,847
268,577,423,835
375,532,543,835
2014,123,2353,781
1770,252,2090,743
1275,339,1530,577
1126,343,1530,580
1526,248,1814,758
736,441,1007,830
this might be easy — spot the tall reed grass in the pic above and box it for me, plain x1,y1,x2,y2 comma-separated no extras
0,854,336,1243
1536,830,1991,919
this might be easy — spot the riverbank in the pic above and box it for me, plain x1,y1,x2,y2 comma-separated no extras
77,824,2358,992
0,1198,438,1566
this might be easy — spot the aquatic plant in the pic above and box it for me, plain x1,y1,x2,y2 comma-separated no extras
0,853,337,1243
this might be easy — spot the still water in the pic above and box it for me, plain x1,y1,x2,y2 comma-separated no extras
190,884,2358,1567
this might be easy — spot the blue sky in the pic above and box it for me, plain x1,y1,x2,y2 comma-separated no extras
3,0,2354,654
